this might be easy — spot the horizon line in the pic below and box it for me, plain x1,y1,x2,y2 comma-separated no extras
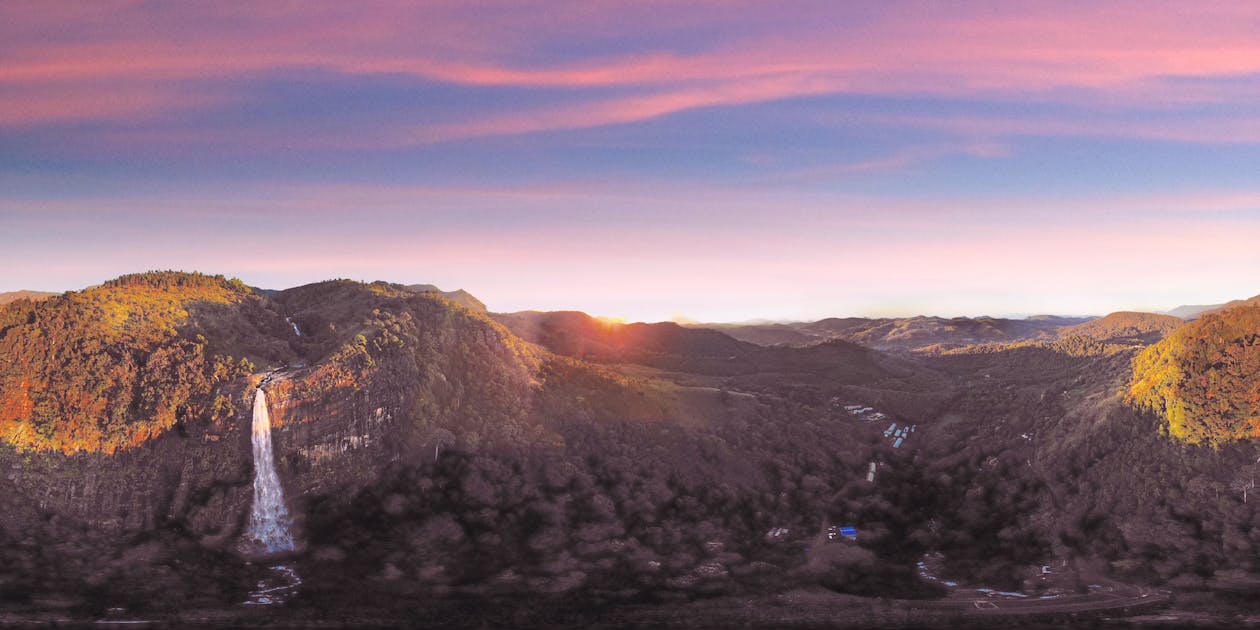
1,271,1236,324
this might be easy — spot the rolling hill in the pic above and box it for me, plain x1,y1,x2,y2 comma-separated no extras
1056,311,1182,345
1167,294,1260,320
492,309,891,385
0,290,58,305
702,314,1090,353
403,283,488,312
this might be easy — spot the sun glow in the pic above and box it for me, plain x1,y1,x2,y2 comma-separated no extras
594,315,628,327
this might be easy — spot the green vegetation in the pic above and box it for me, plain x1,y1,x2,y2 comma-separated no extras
1128,305,1260,445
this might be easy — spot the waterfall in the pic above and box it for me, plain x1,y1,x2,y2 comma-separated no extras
247,388,294,553
286,317,301,337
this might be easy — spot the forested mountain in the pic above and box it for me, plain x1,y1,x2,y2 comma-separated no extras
492,309,890,384
0,273,271,453
402,284,488,312
1167,303,1225,320
1129,304,1260,445
0,290,57,305
1168,294,1260,320
4,272,1260,625
0,272,913,616
1057,311,1183,345
703,314,1090,353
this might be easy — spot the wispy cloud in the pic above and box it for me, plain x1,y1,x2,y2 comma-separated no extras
5,3,1260,320
764,143,1013,182
5,2,1260,140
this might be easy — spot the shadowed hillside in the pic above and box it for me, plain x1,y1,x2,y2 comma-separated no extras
492,310,889,385
1058,311,1182,345
704,315,1090,353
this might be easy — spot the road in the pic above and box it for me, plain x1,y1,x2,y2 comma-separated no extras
910,579,1169,618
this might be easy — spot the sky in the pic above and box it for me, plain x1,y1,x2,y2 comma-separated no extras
4,1,1260,322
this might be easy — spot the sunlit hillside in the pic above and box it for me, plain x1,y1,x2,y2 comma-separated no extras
1129,305,1260,445
0,272,266,453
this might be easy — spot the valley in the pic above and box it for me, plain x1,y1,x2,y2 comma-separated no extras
1,272,1259,627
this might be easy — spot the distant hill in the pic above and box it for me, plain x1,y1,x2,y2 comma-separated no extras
1166,303,1222,320
402,283,487,312
1167,294,1260,320
495,310,749,361
493,309,889,384
0,290,57,305
701,314,1090,353
1057,311,1182,345
697,321,818,346
1129,304,1260,445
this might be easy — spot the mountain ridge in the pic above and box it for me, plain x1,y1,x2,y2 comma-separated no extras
1166,294,1260,320
0,289,58,305
6,272,1260,620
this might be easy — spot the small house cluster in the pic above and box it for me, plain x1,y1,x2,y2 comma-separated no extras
882,422,916,448
842,403,887,423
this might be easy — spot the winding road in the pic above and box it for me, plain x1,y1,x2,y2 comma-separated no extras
911,579,1169,618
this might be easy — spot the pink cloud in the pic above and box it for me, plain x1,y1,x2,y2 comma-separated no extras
413,73,852,143
4,2,1260,137
0,80,229,126
5,178,1260,320
763,143,1013,182
848,111,1260,145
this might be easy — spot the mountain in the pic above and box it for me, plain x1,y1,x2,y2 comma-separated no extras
703,314,1090,353
6,273,1260,624
493,310,750,364
0,289,57,305
491,309,892,387
1056,311,1182,345
0,272,907,615
1129,303,1260,445
700,321,827,346
1167,303,1223,320
1167,294,1260,320
0,272,289,453
402,283,487,312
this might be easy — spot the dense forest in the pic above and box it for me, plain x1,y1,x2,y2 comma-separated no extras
6,272,1260,624
0,272,267,453
1129,305,1260,445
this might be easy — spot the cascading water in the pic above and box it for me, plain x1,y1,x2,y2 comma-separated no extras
243,387,301,606
247,388,295,553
